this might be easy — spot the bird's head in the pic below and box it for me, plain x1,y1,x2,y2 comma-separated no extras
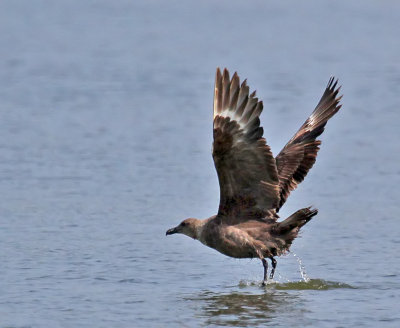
166,218,201,239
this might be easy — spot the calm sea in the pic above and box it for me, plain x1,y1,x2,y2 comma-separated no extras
0,0,399,327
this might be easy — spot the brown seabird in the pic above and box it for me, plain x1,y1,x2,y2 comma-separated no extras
166,68,342,284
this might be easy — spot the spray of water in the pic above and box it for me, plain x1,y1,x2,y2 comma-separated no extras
292,253,310,282
276,271,290,283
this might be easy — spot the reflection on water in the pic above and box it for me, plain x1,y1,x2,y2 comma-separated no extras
187,289,304,327
184,279,354,327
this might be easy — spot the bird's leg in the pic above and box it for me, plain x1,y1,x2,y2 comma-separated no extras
269,257,277,280
262,258,268,285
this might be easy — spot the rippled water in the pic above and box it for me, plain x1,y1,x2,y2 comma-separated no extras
1,0,399,327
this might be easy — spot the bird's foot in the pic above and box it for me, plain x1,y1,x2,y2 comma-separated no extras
262,279,268,286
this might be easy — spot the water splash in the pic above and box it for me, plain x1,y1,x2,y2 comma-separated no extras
276,271,291,283
273,279,355,290
238,278,354,290
292,253,310,282
238,253,355,289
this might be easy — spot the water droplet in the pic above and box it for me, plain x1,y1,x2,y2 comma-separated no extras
292,253,310,282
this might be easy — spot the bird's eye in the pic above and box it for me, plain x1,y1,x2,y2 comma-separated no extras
181,222,186,227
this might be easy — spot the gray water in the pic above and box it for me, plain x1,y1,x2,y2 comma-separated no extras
1,0,399,327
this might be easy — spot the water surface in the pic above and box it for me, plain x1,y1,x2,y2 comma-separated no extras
0,0,399,327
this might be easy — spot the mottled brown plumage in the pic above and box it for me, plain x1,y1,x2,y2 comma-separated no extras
213,68,280,221
275,77,342,210
167,68,342,284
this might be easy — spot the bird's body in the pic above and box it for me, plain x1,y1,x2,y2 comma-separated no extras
200,219,278,259
166,68,342,284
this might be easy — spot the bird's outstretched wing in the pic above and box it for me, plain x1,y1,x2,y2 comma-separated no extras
213,68,280,222
275,77,342,211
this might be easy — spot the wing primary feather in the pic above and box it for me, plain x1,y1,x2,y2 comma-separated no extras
240,98,258,125
275,76,342,211
214,68,223,115
249,101,263,123
229,72,240,109
236,95,249,117
222,69,230,110
237,80,249,112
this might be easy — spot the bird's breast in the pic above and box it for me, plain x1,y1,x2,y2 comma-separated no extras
199,223,257,258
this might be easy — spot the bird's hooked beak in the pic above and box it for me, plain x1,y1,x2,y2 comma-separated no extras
166,226,179,236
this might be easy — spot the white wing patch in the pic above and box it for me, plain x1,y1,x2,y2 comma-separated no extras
214,108,249,132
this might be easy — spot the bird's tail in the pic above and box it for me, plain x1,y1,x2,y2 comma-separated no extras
272,207,318,252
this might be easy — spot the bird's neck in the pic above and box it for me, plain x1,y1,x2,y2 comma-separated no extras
193,217,213,241
194,216,215,244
